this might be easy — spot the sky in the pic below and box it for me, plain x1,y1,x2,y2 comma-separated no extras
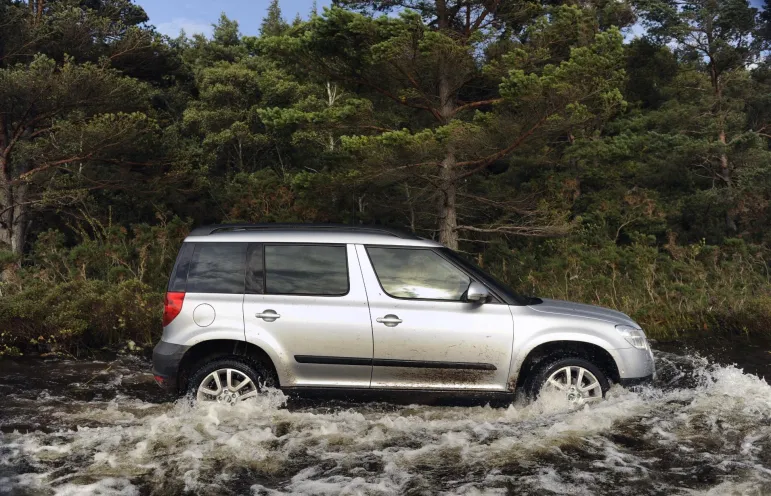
136,0,332,38
137,0,767,39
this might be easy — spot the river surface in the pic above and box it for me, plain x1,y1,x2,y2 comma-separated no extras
1,344,770,495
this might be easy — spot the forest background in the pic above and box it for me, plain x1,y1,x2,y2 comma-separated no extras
2,0,771,355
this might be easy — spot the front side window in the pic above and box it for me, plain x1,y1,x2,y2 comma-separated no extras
186,243,247,294
265,244,348,295
366,247,471,301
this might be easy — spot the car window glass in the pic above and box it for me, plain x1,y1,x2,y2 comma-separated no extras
168,242,194,292
265,245,348,295
366,247,470,300
186,243,246,294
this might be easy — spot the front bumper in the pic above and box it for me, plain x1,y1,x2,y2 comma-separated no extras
612,346,656,385
152,341,189,390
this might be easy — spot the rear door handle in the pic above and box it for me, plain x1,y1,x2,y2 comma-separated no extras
376,314,402,327
256,310,280,322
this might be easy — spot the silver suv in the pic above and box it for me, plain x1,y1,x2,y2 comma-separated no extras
152,224,655,406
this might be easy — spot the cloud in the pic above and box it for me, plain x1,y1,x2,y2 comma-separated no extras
155,18,212,38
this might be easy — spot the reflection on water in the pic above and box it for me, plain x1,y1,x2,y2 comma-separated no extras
0,347,770,495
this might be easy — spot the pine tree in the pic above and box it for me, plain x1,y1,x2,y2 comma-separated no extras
267,2,631,248
260,0,289,37
635,0,764,232
0,0,160,256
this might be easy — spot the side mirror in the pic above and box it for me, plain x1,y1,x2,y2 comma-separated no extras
465,281,490,303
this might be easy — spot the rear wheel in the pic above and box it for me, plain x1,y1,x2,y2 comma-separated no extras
187,357,275,404
526,357,609,406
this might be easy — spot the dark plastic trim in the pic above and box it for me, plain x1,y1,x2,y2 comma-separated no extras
617,374,654,388
294,355,497,371
188,223,420,239
151,341,190,390
294,355,372,366
280,387,514,406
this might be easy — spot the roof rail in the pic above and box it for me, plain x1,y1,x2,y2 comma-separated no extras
188,223,419,239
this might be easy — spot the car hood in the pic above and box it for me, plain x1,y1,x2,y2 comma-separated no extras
527,298,639,327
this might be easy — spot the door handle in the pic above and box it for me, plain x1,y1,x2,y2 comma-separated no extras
376,314,402,327
256,310,280,322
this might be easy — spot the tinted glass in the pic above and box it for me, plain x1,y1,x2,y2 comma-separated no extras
265,245,348,295
186,243,246,294
168,242,194,292
245,244,264,294
367,247,470,300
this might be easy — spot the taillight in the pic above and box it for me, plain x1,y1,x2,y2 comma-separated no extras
162,292,185,326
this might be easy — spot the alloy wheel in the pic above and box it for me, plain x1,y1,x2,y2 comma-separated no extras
196,368,259,404
544,366,603,405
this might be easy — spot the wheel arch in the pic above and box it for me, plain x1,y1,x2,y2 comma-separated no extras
177,339,279,394
511,340,621,392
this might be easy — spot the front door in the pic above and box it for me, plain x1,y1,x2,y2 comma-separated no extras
243,243,373,388
355,245,514,391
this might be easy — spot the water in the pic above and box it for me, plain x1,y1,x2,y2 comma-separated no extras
1,347,770,495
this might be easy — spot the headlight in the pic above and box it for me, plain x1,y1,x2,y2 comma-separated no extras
616,324,649,350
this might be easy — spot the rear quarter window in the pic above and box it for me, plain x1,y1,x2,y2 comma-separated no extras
185,243,247,294
168,242,194,292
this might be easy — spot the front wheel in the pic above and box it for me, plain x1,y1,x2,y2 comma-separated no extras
187,357,274,404
526,357,609,406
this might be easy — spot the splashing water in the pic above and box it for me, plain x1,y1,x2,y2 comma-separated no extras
1,350,770,495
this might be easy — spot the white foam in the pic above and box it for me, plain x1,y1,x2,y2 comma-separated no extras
3,354,771,494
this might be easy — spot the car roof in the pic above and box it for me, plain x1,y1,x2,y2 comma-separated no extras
184,223,444,248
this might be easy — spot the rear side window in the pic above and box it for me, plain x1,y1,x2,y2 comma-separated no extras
186,243,247,294
265,244,348,295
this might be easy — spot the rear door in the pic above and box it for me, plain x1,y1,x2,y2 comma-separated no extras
355,245,514,391
243,243,374,388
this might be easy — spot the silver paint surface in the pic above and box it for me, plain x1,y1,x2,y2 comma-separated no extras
161,229,655,391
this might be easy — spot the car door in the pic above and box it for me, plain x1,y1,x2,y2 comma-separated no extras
355,244,515,391
243,243,374,388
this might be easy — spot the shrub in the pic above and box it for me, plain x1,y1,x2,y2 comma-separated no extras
2,215,770,355
0,279,162,355
479,235,771,339
0,217,189,356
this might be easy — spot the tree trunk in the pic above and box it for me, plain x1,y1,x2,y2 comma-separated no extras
0,184,11,250
0,150,13,251
708,48,736,232
718,128,737,232
12,183,27,255
0,152,27,258
718,129,729,184
436,0,458,250
0,182,26,257
434,0,459,249
438,152,458,249
714,77,736,232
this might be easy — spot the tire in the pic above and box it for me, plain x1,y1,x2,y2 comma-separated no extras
187,356,276,404
524,356,610,405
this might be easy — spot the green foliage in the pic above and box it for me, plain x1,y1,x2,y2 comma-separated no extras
0,279,161,355
2,0,771,355
490,235,771,339
0,217,189,354
260,0,290,37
